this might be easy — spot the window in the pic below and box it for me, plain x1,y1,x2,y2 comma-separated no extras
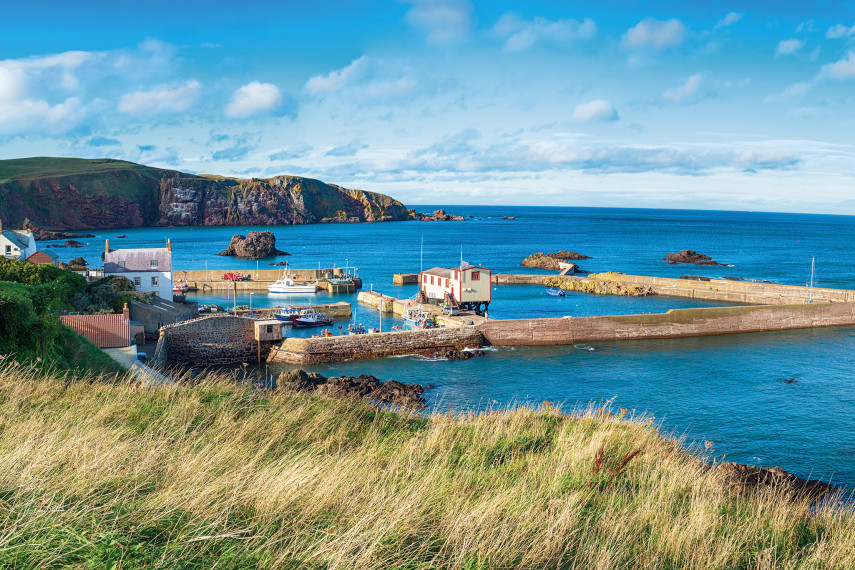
471,271,480,281
150,259,158,268
430,276,434,285
266,325,273,334
117,261,125,268
445,279,449,287
4,245,9,254
151,276,159,287
134,277,141,287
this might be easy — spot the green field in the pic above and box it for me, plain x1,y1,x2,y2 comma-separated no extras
0,157,159,184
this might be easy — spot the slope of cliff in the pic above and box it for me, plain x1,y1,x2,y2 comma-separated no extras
0,157,410,230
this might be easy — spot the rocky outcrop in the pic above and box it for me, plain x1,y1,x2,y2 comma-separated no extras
217,231,289,259
410,209,465,221
277,369,428,408
547,250,592,260
0,157,410,230
717,462,837,500
419,348,485,360
46,240,84,248
522,253,564,270
664,250,727,266
543,275,654,297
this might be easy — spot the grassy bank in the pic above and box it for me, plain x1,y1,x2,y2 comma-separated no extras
0,364,852,568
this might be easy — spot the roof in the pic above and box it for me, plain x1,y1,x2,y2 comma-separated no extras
105,247,172,273
1,230,28,250
130,297,194,320
25,250,59,264
422,265,490,278
60,314,130,348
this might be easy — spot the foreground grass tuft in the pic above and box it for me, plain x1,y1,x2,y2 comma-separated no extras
0,361,852,568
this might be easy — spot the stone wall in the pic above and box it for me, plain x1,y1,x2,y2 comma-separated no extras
267,327,485,364
477,302,855,346
154,315,277,367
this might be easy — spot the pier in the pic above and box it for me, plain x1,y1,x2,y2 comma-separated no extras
174,267,362,294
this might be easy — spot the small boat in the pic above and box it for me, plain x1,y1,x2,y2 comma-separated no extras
173,283,189,293
347,323,367,335
292,307,334,327
268,265,317,294
274,306,299,323
402,306,435,329
546,288,566,297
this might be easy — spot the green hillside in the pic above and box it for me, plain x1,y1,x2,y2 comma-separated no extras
0,157,157,184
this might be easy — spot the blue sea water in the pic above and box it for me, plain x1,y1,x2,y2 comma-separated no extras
59,206,855,486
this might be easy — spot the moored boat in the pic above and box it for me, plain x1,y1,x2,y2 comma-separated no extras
292,307,334,327
347,323,367,335
546,287,566,297
274,306,299,323
268,265,318,294
402,305,435,329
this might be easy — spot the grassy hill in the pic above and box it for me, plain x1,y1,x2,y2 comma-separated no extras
0,157,410,229
0,365,850,568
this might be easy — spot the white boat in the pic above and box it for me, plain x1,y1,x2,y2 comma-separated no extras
267,266,317,294
273,306,299,323
292,307,334,327
402,305,435,329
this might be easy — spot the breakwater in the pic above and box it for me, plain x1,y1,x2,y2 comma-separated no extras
175,267,361,293
153,315,278,367
267,327,484,364
476,302,855,346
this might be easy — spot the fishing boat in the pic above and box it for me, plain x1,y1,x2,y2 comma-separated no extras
402,305,435,329
267,265,317,294
273,306,299,323
546,288,566,297
173,283,189,294
347,323,367,335
292,307,334,327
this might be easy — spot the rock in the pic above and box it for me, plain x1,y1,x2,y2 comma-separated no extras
411,208,466,222
663,250,727,266
547,250,592,260
420,348,485,360
502,216,515,219
64,240,83,248
217,231,290,259
32,229,96,240
723,276,743,281
268,261,289,266
679,275,711,281
116,234,128,238
717,462,837,500
277,370,429,408
521,253,564,270
784,378,798,384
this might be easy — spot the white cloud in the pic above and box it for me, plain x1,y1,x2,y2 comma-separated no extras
827,23,855,39
621,18,687,51
305,57,366,94
118,80,200,116
662,74,702,103
225,82,283,118
781,82,811,98
714,12,742,30
494,13,597,51
571,100,619,124
404,0,473,45
775,39,804,56
822,51,855,78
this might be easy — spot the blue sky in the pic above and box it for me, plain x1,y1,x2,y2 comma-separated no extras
2,1,855,213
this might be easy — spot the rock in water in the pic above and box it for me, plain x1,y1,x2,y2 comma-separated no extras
277,370,428,408
663,250,727,266
217,231,290,259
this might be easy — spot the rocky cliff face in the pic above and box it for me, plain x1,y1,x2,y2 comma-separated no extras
0,159,410,230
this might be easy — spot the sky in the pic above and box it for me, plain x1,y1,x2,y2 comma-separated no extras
2,1,855,213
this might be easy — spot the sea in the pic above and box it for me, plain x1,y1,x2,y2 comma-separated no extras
60,206,855,487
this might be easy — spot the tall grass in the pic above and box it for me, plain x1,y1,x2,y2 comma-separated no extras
0,358,852,568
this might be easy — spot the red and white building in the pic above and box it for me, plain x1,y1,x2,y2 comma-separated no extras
419,263,491,314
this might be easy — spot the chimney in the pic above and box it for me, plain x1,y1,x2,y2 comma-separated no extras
167,238,171,252
105,239,110,256
122,302,129,320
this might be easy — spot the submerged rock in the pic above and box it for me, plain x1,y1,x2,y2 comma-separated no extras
663,250,727,266
218,231,290,259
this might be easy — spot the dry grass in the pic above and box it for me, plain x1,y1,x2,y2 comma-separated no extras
0,358,852,568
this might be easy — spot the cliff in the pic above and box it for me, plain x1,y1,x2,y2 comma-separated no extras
0,157,410,230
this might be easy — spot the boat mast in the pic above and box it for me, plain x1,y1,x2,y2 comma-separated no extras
809,256,815,303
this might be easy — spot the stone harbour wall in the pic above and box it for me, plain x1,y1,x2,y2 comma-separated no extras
267,327,485,364
477,302,855,346
153,315,276,367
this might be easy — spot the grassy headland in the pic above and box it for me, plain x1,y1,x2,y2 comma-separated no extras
0,364,851,568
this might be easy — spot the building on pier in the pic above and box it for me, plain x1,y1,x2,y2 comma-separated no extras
419,263,491,315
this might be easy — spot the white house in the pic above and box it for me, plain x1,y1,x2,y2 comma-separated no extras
103,239,173,299
0,220,38,261
419,263,491,314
